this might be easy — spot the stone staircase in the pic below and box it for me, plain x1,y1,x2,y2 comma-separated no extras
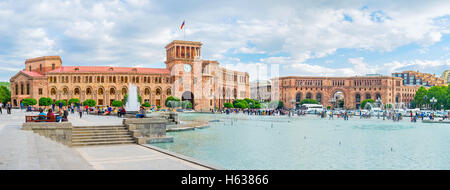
72,125,135,146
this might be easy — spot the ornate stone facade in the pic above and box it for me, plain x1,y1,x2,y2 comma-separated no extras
10,40,250,111
442,70,450,84
272,76,419,109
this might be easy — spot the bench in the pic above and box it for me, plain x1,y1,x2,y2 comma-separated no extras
25,115,67,122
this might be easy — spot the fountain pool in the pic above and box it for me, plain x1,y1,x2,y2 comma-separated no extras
153,113,450,170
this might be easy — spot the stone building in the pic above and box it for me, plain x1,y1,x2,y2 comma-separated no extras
9,40,250,111
391,70,446,87
271,76,419,109
250,80,271,102
442,70,450,84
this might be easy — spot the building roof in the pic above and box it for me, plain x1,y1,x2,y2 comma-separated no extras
48,66,170,74
21,70,44,77
25,56,61,63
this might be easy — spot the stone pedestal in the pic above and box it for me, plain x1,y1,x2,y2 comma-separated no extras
22,122,73,146
123,118,173,144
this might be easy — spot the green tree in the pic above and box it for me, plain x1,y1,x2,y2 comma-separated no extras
361,99,375,109
142,102,151,107
233,99,249,109
0,86,11,104
385,104,393,109
327,105,332,110
111,100,123,107
38,97,53,107
426,86,447,110
68,98,80,105
299,99,319,105
22,98,37,106
55,100,67,106
224,102,234,108
414,86,428,108
165,96,181,108
181,101,192,109
83,99,96,107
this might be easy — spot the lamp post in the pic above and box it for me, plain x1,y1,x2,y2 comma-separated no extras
430,97,437,111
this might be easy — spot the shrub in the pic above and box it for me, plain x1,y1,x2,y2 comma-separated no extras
361,99,375,109
299,99,319,105
181,101,192,109
55,100,67,106
112,100,123,107
22,98,37,106
68,98,80,105
38,97,53,106
224,102,234,108
142,102,151,107
165,96,181,108
83,99,96,107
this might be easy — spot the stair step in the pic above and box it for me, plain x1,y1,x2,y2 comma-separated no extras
72,140,135,146
73,125,125,128
72,137,134,142
72,135,132,140
72,132,130,136
73,127,127,130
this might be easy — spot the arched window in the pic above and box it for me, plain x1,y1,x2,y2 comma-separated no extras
20,83,24,95
63,88,68,95
306,92,312,99
145,88,150,95
86,88,92,95
110,88,115,95
316,93,322,103
74,88,80,95
156,88,161,95
375,93,381,100
122,88,127,95
51,88,56,95
296,93,301,102
167,88,171,96
365,93,371,100
355,94,361,103
98,88,104,95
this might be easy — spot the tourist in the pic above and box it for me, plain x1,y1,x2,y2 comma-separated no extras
136,106,145,118
38,108,47,120
6,102,12,114
62,107,69,122
0,102,2,114
55,109,62,122
119,107,126,118
78,106,83,118
85,105,89,114
52,103,55,111
20,101,23,110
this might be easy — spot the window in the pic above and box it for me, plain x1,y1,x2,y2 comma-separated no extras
38,88,43,95
40,64,42,71
52,64,55,70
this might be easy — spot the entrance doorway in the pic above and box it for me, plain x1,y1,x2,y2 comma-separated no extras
182,91,194,109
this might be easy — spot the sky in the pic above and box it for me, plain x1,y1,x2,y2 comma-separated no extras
0,0,449,82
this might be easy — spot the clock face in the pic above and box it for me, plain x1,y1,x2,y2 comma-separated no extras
184,64,192,72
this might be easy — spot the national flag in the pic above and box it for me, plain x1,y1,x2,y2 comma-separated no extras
180,20,185,30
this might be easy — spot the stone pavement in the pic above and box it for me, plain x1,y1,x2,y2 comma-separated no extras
0,109,93,169
75,144,209,170
0,109,211,170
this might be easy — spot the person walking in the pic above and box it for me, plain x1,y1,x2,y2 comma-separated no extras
78,106,83,118
20,101,23,110
0,102,3,114
7,102,12,114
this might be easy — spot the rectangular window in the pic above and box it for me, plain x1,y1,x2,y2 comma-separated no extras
39,88,43,95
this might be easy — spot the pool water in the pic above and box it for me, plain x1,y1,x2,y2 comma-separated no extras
152,113,450,170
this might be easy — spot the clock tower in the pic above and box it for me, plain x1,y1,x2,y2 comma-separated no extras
165,40,204,109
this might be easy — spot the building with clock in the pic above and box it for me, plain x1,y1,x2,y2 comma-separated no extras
9,40,250,111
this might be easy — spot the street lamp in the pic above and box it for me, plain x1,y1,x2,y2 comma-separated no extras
430,97,437,111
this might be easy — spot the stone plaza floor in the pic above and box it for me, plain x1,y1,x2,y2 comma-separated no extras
0,109,210,170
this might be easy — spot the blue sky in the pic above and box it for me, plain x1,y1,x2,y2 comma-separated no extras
0,0,449,81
